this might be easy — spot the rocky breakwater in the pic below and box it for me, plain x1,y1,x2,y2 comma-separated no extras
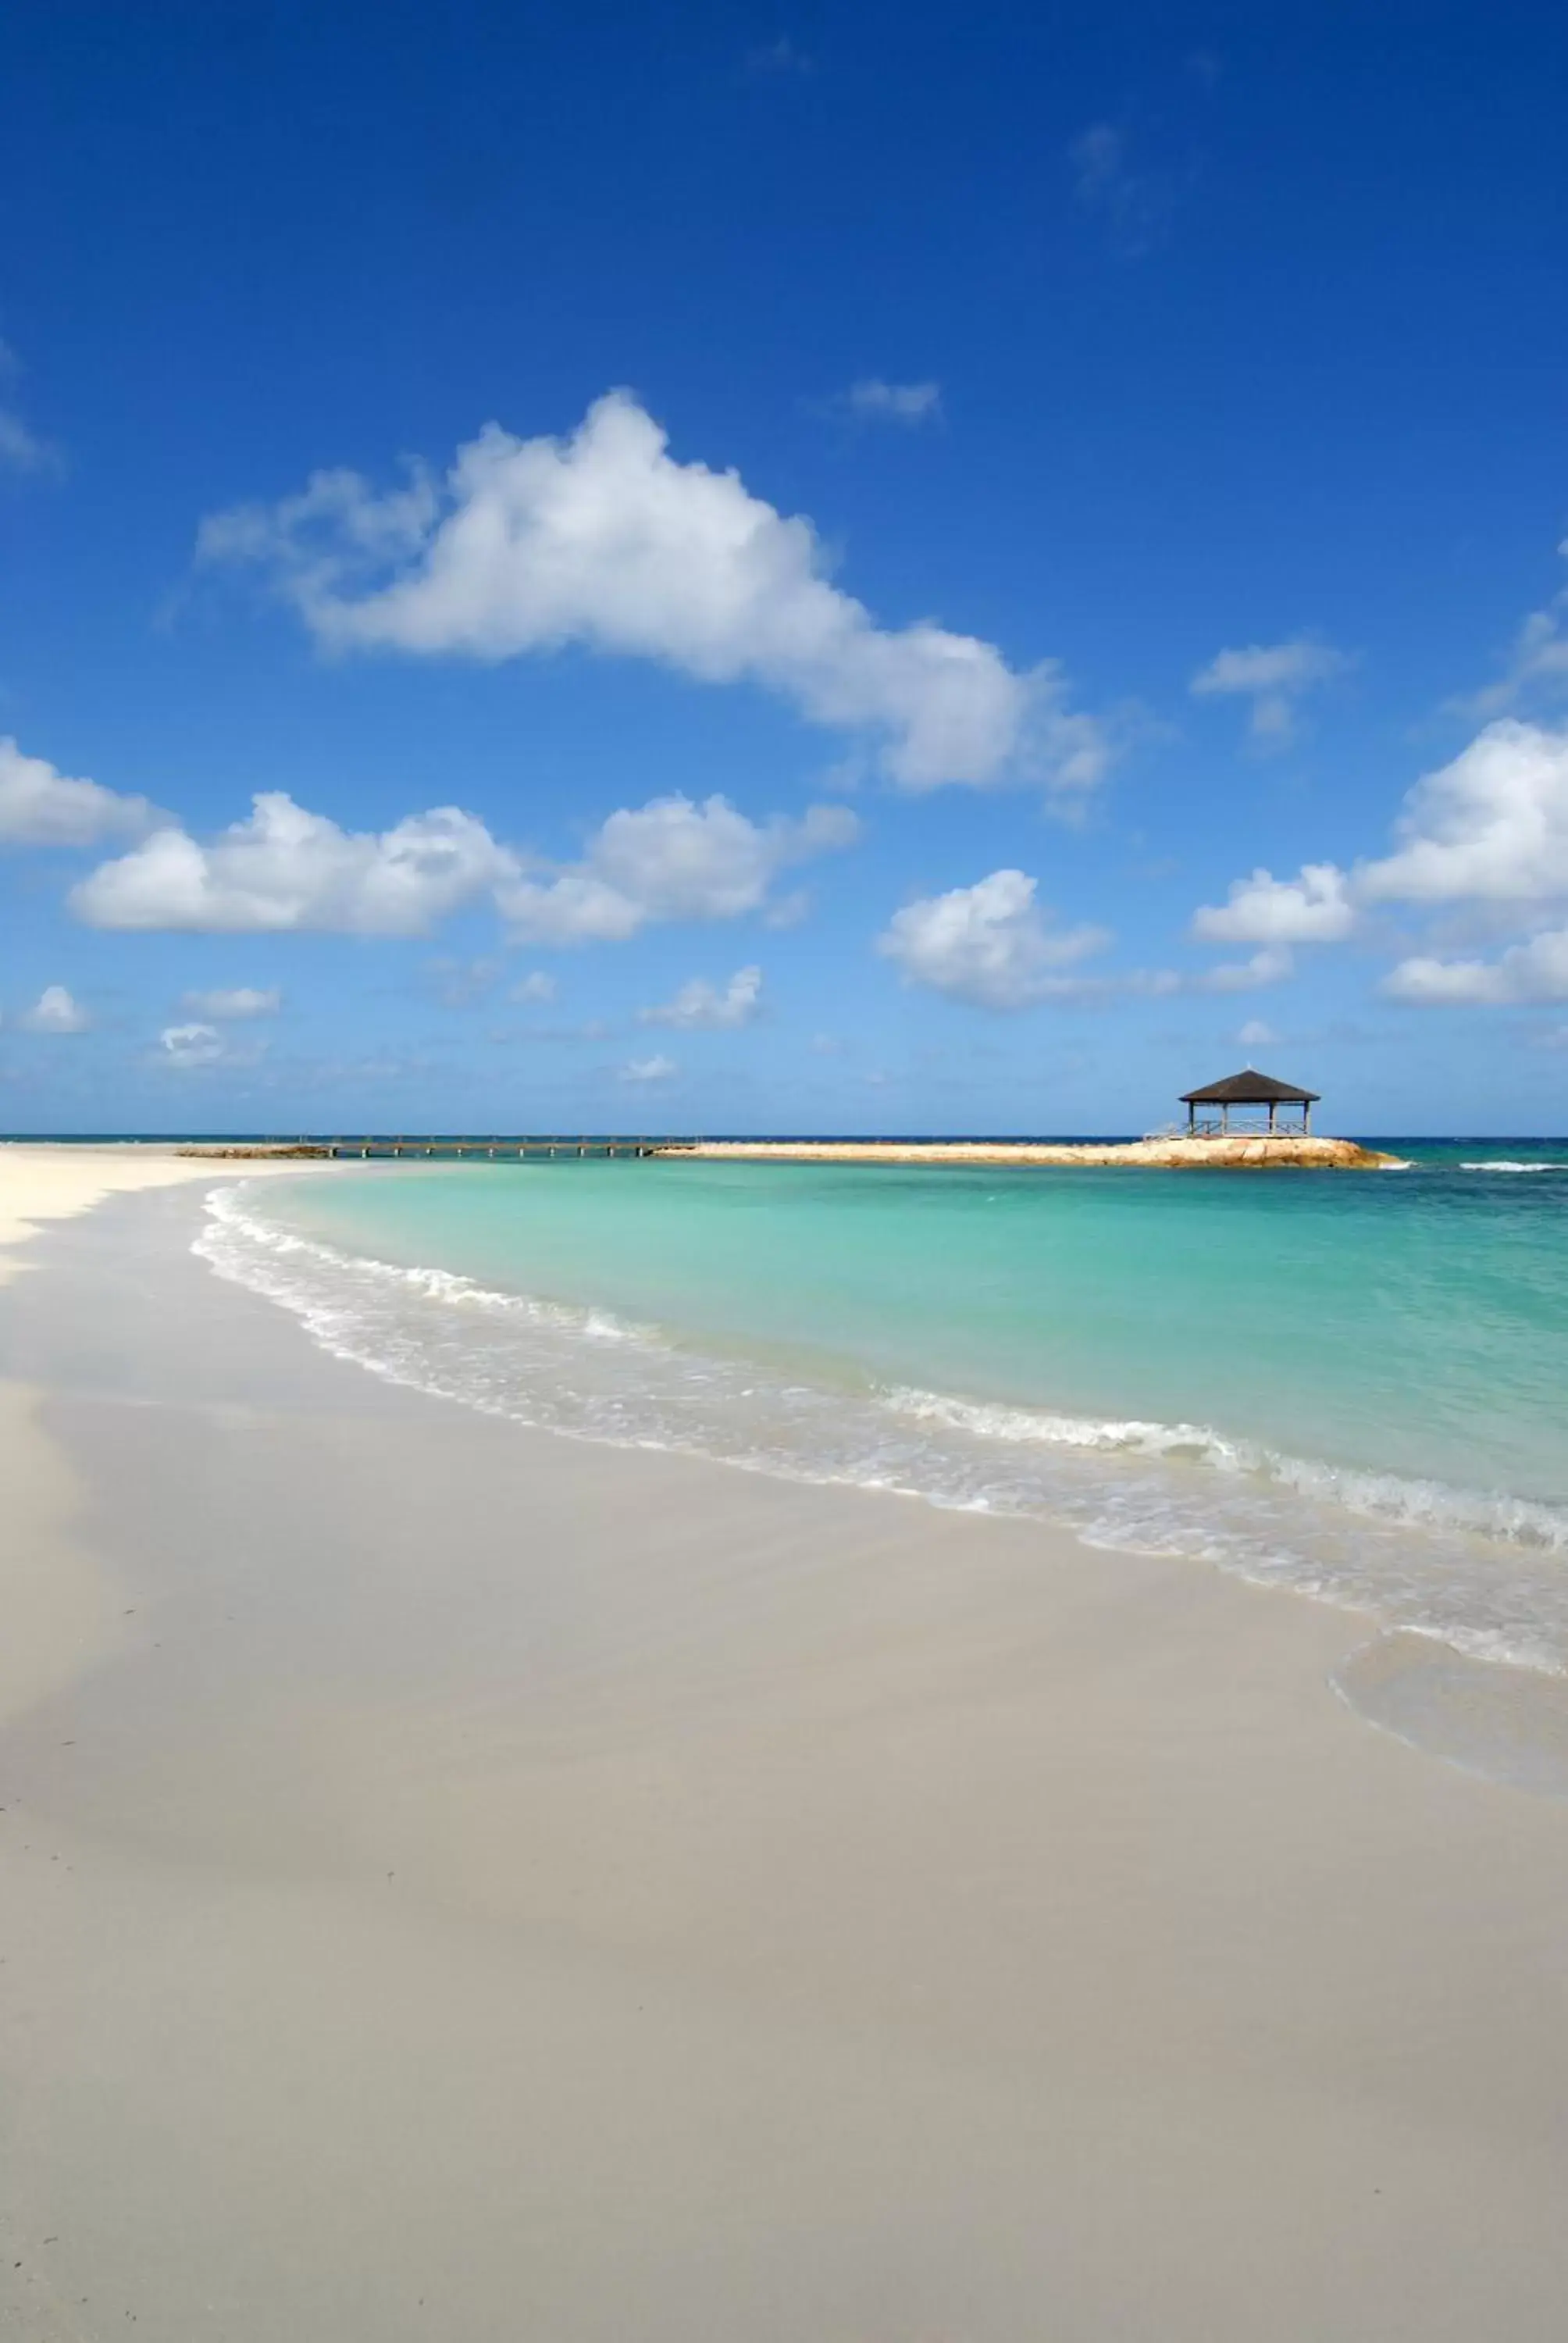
657,1136,1409,1170
176,1143,334,1159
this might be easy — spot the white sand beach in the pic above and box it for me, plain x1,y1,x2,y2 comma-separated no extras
2,1152,1568,2340
0,1142,312,1285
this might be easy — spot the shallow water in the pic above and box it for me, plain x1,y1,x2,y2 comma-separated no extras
197,1144,1568,1684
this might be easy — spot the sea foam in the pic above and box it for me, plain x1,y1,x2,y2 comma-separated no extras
196,1182,1568,1684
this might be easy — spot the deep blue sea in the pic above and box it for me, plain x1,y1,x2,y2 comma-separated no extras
194,1141,1568,1681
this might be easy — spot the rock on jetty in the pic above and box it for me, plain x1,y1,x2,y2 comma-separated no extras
655,1135,1407,1170
176,1143,334,1159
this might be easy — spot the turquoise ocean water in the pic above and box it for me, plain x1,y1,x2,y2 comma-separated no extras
197,1145,1568,1682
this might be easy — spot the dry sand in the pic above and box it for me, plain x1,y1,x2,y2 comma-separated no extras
2,1157,1566,2340
0,1140,312,1285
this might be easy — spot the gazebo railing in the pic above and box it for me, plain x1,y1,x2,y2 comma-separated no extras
1184,1106,1310,1136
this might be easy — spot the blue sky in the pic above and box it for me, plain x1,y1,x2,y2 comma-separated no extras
3,0,1567,1133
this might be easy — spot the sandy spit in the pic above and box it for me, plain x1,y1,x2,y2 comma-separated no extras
661,1132,1408,1168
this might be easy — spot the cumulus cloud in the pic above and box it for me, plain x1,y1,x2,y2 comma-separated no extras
73,792,513,935
1383,929,1568,1005
499,794,857,943
1237,1018,1281,1049
72,782,852,945
1357,721,1568,904
159,1022,228,1067
510,970,557,1003
876,869,1109,1010
619,1053,677,1083
841,380,943,425
1195,719,1568,940
1192,863,1354,945
199,390,1105,795
639,965,763,1030
1190,637,1348,745
180,986,280,1019
1193,720,1568,1011
0,737,155,847
19,985,90,1033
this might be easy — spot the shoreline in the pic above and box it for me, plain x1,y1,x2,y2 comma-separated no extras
197,1171,1568,1702
0,1139,319,1286
3,1173,1568,2335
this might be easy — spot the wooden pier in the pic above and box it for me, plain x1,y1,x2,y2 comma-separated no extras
179,1136,682,1162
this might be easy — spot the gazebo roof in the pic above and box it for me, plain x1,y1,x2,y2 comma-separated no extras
1179,1068,1320,1105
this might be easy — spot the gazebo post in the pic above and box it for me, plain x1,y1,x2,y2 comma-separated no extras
1187,1100,1195,1133
1268,1100,1276,1133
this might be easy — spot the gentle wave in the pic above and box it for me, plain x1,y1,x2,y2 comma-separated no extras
195,1182,1568,1678
1460,1161,1568,1173
881,1386,1568,1553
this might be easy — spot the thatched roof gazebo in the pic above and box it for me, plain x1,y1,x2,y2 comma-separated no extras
1179,1068,1319,1136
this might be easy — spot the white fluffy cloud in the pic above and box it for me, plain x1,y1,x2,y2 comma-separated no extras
1384,929,1568,1005
876,869,1109,1010
1194,719,1568,946
73,784,852,945
499,795,857,944
1357,721,1568,904
619,1053,677,1083
159,1022,227,1067
1192,863,1354,944
1236,1018,1281,1049
0,737,153,847
1192,721,1568,1011
180,986,280,1019
19,985,91,1033
73,792,513,935
1190,637,1347,744
199,390,1105,795
639,965,763,1030
510,970,557,1004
